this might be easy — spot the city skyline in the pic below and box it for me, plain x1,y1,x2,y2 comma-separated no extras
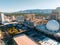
0,0,60,12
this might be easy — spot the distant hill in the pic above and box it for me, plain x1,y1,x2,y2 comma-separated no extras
16,9,54,14
3,9,54,16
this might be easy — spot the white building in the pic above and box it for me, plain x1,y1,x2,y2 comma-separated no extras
39,37,60,45
16,15,24,22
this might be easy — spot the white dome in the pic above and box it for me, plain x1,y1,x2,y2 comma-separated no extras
46,20,59,31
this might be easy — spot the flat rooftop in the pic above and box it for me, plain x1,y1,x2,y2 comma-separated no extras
13,34,38,45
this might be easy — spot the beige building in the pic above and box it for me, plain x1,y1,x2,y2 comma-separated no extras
25,14,47,26
25,14,35,21
50,7,60,20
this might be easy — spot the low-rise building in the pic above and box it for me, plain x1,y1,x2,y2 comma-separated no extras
16,15,25,23
25,14,48,26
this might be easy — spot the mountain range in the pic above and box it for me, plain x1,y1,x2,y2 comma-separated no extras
15,9,54,14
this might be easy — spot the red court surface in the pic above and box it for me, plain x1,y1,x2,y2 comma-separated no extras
14,34,38,45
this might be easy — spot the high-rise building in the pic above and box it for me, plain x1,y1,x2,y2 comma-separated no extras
50,7,60,20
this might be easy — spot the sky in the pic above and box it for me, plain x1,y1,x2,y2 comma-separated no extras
0,0,60,12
